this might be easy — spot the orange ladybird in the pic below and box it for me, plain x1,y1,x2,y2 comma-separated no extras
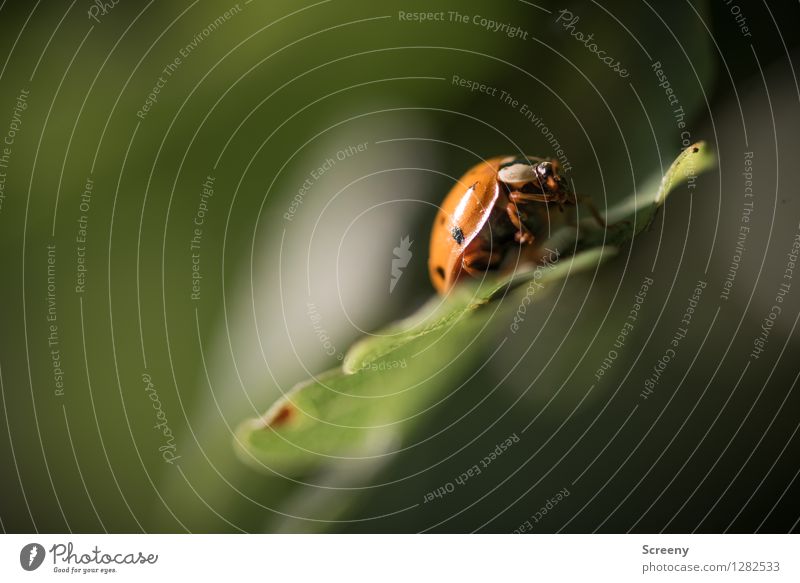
428,156,577,294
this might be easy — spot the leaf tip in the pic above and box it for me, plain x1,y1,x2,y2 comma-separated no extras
265,403,295,428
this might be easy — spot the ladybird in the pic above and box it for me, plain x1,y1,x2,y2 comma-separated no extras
428,156,578,294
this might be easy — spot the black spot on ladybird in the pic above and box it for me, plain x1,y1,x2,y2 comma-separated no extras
692,146,699,153
451,226,464,245
439,216,445,225
435,266,445,279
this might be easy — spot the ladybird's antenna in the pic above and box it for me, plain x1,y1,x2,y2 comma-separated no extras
576,193,607,228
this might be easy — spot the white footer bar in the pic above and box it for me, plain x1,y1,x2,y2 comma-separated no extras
1,534,796,582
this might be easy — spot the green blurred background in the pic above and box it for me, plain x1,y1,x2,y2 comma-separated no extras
1,0,799,533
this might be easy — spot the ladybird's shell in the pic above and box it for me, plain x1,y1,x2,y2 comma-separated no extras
428,157,509,294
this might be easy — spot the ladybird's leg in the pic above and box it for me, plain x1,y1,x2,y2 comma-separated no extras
508,190,556,204
505,202,535,245
576,194,607,228
462,246,503,276
509,190,564,226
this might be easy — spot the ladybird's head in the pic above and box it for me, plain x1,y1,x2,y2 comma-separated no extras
535,161,555,179
534,161,565,193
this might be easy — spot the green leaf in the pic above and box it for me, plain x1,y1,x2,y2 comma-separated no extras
577,141,716,247
235,142,714,476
